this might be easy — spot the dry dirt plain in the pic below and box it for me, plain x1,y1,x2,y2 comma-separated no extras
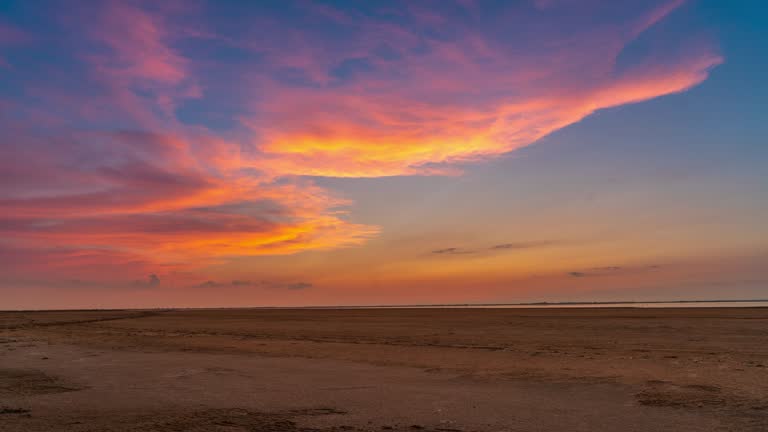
1,308,767,431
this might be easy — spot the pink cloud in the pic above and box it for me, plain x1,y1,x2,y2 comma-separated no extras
231,1,721,177
93,1,187,84
0,21,27,68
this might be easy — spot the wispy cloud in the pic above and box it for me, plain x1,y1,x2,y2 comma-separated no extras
491,241,553,250
93,2,187,85
0,21,27,68
195,279,313,290
432,247,474,255
132,274,160,288
241,0,720,177
432,241,554,256
567,265,662,278
0,1,719,291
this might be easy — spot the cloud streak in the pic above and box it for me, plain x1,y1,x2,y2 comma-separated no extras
196,279,313,290
491,242,553,250
432,247,474,255
568,265,662,278
432,241,555,256
240,0,720,177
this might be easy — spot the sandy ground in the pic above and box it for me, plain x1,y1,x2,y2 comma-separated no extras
0,308,766,431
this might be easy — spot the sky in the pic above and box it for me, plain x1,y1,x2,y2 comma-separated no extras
1,0,766,309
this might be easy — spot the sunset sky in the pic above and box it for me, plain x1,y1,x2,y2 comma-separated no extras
1,0,766,309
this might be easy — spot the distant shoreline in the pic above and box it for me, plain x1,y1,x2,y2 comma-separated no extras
3,299,768,312
274,299,768,310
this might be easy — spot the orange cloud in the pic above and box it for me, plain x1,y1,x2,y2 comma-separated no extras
0,128,376,272
236,0,720,177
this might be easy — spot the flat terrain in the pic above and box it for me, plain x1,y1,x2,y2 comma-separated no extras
0,308,766,431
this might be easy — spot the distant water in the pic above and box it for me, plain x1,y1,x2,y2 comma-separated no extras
352,301,768,309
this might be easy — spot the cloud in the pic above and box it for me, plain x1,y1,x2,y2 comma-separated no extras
432,247,474,255
92,2,187,85
239,0,720,177
0,22,26,43
491,241,552,250
592,266,623,272
0,127,377,272
285,282,312,290
0,244,157,281
130,273,161,289
432,241,553,256
194,279,312,290
0,21,27,67
568,268,623,277
0,244,174,291
568,265,661,277
0,1,719,290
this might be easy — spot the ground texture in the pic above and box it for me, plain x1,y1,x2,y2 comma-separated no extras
1,308,767,431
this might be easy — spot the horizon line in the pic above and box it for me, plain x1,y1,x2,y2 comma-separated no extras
3,299,768,313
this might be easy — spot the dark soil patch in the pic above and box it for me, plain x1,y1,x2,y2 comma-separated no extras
0,368,84,396
0,407,30,415
0,407,464,432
